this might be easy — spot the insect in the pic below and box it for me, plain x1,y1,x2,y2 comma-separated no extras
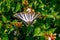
14,12,40,25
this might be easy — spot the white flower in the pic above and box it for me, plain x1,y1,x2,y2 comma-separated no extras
14,12,40,25
59,33,60,37
48,37,51,40
26,8,34,13
27,8,31,12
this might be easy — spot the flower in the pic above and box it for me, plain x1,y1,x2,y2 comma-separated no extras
44,33,56,40
14,12,40,25
11,22,23,28
26,7,34,13
22,0,28,6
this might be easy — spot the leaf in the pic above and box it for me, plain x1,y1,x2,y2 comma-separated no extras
33,31,45,37
6,3,10,12
2,34,8,40
33,27,41,36
39,31,45,36
28,3,33,7
47,14,54,18
8,27,14,34
39,4,45,8
6,0,11,3
27,25,34,35
1,5,4,12
34,1,38,8
55,19,60,26
14,3,21,13
11,7,15,12
46,28,56,34
2,15,7,23
0,21,2,29
41,24,50,30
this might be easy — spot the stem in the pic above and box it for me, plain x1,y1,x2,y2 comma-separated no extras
26,25,34,36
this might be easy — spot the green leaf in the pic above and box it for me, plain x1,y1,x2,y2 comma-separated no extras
6,3,10,12
27,25,34,36
28,3,33,7
47,14,54,18
41,24,50,30
34,1,38,8
14,3,21,13
46,28,56,34
38,31,45,36
1,6,4,12
2,34,8,40
2,15,7,23
34,27,41,36
55,19,60,26
11,7,15,12
8,27,14,34
0,21,2,29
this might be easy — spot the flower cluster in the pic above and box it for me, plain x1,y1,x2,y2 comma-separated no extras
44,33,56,40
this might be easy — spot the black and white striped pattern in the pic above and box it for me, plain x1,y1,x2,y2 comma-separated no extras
14,12,40,25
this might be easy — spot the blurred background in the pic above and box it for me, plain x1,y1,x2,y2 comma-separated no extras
0,0,60,40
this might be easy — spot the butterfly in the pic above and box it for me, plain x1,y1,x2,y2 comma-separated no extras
14,12,40,25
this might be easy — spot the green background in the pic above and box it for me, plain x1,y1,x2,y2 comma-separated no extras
0,0,60,40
